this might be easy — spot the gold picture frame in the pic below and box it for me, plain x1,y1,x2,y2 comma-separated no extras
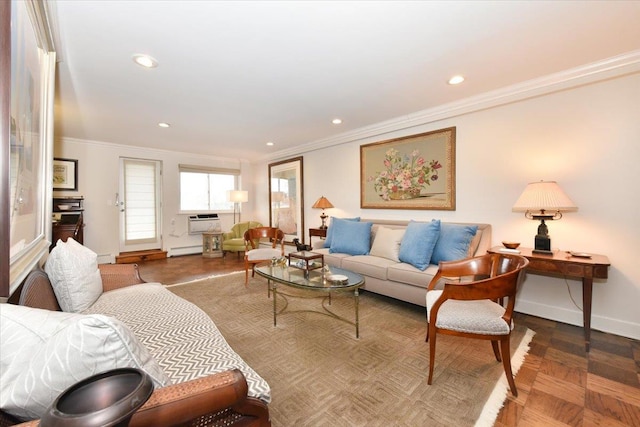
360,127,456,210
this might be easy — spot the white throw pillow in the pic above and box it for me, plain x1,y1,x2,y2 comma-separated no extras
44,238,103,312
369,226,406,262
0,304,171,421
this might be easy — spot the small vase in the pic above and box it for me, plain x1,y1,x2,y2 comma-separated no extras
388,187,421,200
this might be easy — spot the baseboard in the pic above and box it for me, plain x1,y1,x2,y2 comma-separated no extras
516,299,640,341
168,245,202,257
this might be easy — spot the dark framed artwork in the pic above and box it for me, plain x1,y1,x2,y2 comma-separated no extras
53,158,78,191
360,127,456,210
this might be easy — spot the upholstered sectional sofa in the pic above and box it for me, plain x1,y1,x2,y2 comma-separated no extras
0,238,270,426
312,219,492,307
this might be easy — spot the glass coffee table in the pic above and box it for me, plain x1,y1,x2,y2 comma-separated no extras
254,263,365,338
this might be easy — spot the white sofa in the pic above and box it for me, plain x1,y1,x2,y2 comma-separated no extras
0,239,270,426
312,219,492,307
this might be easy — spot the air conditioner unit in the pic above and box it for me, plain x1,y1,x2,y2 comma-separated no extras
188,214,221,234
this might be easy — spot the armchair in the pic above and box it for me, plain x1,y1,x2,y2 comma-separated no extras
244,227,285,285
425,253,529,396
222,221,263,257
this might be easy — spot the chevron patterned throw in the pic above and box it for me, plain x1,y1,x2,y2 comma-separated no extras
84,282,271,403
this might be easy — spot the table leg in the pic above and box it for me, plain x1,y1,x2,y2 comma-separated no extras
273,283,277,327
583,277,593,352
355,289,360,339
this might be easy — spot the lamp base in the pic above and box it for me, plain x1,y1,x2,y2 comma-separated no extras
319,212,328,229
533,234,552,255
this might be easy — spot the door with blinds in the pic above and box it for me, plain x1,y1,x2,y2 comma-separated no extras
118,158,162,253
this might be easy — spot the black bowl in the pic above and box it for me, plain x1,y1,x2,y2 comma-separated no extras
41,368,153,427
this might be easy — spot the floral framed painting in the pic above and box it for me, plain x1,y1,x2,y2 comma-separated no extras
360,127,456,210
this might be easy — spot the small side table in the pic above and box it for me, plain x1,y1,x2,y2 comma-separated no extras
488,246,610,351
309,228,327,248
202,232,223,258
288,251,324,278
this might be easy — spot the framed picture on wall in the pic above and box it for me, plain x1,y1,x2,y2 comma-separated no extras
360,127,456,210
53,158,78,191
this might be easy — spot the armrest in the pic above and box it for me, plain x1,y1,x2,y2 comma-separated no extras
129,369,270,427
10,370,270,427
98,263,146,292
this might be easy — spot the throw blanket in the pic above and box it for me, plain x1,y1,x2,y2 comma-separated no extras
83,283,271,403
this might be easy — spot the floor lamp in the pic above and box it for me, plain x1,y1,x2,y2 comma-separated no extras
228,190,248,224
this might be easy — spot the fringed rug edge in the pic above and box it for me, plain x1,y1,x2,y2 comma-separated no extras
474,327,536,427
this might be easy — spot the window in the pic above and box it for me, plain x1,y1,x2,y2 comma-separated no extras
179,165,240,212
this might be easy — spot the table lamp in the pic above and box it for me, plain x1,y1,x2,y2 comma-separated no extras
228,190,248,224
312,196,334,229
512,181,577,254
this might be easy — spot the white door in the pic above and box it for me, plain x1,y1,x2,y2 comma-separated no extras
118,158,162,253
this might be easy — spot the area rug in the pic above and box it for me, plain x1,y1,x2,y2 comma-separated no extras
168,272,534,427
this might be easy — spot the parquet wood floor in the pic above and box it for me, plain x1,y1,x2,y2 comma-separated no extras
137,254,640,426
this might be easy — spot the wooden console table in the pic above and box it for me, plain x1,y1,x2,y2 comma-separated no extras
488,246,610,351
309,228,327,246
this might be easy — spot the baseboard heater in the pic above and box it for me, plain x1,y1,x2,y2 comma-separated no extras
168,245,202,257
188,214,221,234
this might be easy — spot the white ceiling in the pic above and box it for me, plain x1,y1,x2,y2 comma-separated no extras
51,1,640,162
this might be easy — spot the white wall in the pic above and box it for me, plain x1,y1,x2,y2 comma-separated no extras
53,140,256,262
256,72,640,340
56,71,640,341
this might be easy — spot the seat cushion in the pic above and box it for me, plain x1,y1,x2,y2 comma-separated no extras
426,290,511,335
312,248,350,268
0,304,170,421
247,248,282,261
387,262,439,288
341,255,397,281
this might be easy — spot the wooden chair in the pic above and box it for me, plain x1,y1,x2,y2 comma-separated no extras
425,253,529,396
244,227,285,285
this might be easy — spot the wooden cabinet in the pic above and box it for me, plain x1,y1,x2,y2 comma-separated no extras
52,196,84,248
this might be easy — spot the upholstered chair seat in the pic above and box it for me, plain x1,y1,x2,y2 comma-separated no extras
244,227,285,285
222,221,262,256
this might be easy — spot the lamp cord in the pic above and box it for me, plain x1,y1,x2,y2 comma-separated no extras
564,276,583,312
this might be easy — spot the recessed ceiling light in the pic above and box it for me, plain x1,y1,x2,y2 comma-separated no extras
332,118,343,125
448,75,465,85
133,54,158,68
158,122,170,128
266,141,274,146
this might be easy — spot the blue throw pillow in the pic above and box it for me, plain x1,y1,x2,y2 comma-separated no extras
329,220,372,255
324,217,360,248
398,220,441,271
431,224,479,265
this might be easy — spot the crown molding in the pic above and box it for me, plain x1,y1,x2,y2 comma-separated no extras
58,136,249,165
263,50,640,162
